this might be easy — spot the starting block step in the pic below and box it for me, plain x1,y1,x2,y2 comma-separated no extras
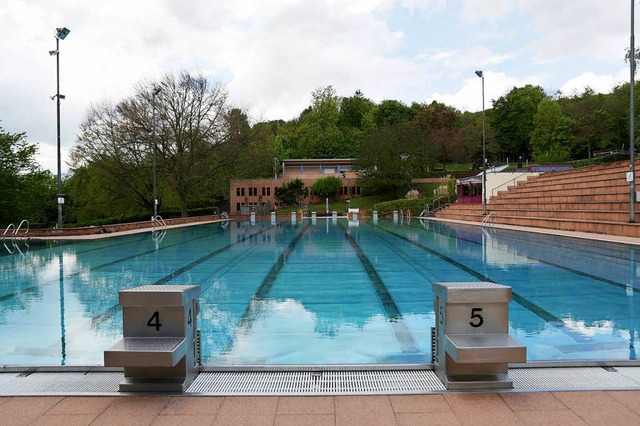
445,333,526,364
104,337,187,368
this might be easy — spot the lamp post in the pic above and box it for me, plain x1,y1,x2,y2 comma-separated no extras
475,70,487,216
50,27,70,230
631,0,636,223
151,87,161,218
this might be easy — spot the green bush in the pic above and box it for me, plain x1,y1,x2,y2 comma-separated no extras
373,198,426,216
311,176,342,198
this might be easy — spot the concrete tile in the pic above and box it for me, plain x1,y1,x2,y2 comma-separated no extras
0,397,64,425
553,391,640,425
212,413,276,426
31,414,98,426
45,396,116,415
396,412,461,425
389,395,451,413
160,396,224,415
606,390,640,414
452,409,522,426
444,392,510,412
335,396,397,426
152,414,216,425
513,410,587,426
217,396,279,416
275,414,335,426
499,392,567,411
277,396,334,414
444,393,521,426
91,396,170,426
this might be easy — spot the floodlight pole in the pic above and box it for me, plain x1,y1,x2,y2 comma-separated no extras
152,87,161,218
631,0,636,223
476,70,487,216
54,31,68,229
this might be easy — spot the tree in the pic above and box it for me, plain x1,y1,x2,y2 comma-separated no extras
311,176,342,199
72,71,234,217
413,101,464,167
530,98,572,163
297,86,347,158
355,123,433,196
373,100,415,127
275,179,307,207
491,85,546,160
0,126,56,226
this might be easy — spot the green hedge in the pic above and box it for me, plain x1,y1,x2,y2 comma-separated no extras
373,198,426,216
568,153,632,168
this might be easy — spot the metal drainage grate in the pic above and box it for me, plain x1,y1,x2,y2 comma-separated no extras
187,370,445,395
510,367,640,391
0,372,122,396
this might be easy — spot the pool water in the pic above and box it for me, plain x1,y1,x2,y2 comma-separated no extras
0,219,638,366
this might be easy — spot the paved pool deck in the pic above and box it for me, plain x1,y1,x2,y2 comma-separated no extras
2,391,640,425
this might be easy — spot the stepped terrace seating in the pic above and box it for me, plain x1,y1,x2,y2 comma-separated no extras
435,160,640,238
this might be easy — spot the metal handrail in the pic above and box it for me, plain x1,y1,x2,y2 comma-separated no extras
151,215,167,231
491,172,530,197
2,223,15,241
15,219,29,240
220,211,229,220
481,212,497,227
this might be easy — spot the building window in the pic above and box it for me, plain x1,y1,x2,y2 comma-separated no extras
236,187,241,196
266,187,271,196
240,187,245,196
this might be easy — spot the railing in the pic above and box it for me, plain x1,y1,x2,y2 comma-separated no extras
419,195,454,217
151,215,167,231
220,211,229,220
2,223,15,241
16,219,29,240
481,212,497,227
491,173,530,197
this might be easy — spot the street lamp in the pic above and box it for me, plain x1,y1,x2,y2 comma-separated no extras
630,0,636,223
50,27,70,230
151,86,161,218
475,70,487,216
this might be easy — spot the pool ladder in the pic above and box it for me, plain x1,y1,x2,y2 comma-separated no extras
3,220,30,255
220,211,230,229
151,215,167,243
481,212,497,227
2,219,29,241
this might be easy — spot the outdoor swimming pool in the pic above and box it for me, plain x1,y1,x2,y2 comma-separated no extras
0,219,638,366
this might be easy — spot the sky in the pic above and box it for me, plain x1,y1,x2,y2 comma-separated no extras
0,0,635,174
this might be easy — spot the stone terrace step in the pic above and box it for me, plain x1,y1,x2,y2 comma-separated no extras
435,160,640,237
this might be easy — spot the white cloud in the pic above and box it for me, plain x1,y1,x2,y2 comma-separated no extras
559,69,629,97
461,0,516,22
429,71,545,112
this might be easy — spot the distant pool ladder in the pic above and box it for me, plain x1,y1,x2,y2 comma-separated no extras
220,211,230,229
481,212,497,227
2,219,29,242
2,220,30,255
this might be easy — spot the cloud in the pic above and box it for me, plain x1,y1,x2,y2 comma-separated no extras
559,69,629,97
429,71,545,112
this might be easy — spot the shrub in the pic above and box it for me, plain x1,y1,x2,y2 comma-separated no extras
311,176,342,198
373,198,426,216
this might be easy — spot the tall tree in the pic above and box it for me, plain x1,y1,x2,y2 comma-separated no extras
72,72,234,217
530,98,573,163
491,85,546,161
355,123,433,196
0,126,56,225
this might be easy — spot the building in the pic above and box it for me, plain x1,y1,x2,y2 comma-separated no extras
230,159,361,214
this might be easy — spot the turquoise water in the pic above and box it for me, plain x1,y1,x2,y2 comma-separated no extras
0,219,638,366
